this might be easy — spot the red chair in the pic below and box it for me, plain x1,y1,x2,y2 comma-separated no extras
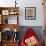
21,28,41,46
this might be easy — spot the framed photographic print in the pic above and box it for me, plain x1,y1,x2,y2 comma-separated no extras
9,9,18,15
25,7,36,20
2,10,9,15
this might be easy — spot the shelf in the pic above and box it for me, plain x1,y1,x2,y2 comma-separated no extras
0,7,19,10
1,40,19,46
0,24,19,32
0,7,19,15
0,7,19,46
2,40,19,43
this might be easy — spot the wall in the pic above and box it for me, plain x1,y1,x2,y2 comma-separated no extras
0,0,44,26
18,0,44,26
0,0,44,45
18,26,44,44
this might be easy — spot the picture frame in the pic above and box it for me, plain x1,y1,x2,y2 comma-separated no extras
2,10,9,15
25,7,36,20
9,10,18,15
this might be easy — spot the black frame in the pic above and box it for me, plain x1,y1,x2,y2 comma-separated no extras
25,7,36,20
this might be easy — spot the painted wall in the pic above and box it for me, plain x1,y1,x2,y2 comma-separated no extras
18,26,44,44
0,0,44,45
0,0,44,26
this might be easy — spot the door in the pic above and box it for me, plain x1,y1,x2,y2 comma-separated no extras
43,0,46,46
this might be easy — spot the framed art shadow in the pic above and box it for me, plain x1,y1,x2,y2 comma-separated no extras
25,7,36,20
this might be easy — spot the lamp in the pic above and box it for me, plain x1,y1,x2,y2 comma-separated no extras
15,0,17,7
14,28,17,32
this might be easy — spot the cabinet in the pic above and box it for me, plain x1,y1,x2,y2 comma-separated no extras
0,7,19,46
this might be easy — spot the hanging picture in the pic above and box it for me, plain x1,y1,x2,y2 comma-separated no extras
2,10,9,15
25,7,36,20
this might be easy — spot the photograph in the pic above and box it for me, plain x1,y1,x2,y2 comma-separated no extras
25,7,36,20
